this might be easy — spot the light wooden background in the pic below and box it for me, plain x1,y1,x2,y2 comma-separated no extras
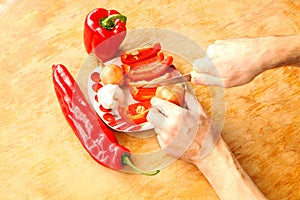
0,0,299,199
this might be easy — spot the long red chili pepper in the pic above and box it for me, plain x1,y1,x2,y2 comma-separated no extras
52,64,159,175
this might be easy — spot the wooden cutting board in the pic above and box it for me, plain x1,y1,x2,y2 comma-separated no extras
0,0,299,199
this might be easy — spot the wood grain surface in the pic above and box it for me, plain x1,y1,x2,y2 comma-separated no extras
0,0,299,199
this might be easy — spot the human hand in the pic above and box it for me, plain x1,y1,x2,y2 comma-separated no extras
147,92,266,199
192,37,274,88
147,92,216,164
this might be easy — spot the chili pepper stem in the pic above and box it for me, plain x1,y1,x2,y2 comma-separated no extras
100,14,127,30
122,154,160,176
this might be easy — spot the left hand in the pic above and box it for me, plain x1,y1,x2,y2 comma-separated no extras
147,92,213,164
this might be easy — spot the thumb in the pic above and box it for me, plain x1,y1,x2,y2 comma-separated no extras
191,72,224,87
184,92,206,118
193,56,216,75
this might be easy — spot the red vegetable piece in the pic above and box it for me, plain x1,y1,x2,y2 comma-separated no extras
92,83,102,92
128,51,164,69
131,87,157,102
84,8,127,62
53,64,124,169
128,101,151,124
127,56,173,81
91,72,101,82
52,64,159,175
99,105,111,112
121,43,161,64
121,64,131,74
103,113,115,122
119,101,152,125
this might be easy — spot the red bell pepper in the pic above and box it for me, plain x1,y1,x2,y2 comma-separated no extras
84,8,127,62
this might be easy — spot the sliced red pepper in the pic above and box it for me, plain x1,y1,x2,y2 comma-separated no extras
131,87,157,102
124,72,172,88
128,101,152,124
128,51,164,69
92,83,102,92
119,101,152,125
127,56,173,81
121,64,131,74
91,72,101,82
121,43,161,64
103,113,115,122
99,105,111,112
121,51,164,72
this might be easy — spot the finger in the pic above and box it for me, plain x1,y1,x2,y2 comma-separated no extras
193,56,216,74
150,97,180,117
156,130,177,149
156,134,167,148
184,92,205,118
191,73,224,87
147,107,167,130
184,92,199,111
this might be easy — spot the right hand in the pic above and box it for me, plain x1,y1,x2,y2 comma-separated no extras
192,37,273,88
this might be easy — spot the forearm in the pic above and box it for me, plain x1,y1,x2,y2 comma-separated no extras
195,137,266,200
263,34,300,70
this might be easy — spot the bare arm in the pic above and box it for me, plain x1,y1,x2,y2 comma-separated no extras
195,137,266,200
147,93,266,199
192,34,300,88
266,34,300,68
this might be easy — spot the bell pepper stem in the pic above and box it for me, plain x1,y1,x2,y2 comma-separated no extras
122,154,160,176
100,14,127,30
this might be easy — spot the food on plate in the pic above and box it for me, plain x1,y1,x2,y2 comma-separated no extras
91,71,101,82
131,87,157,102
52,64,159,175
121,43,161,65
123,51,165,69
84,8,127,62
121,42,173,82
155,83,185,106
125,72,172,88
100,64,124,85
126,56,173,81
97,84,125,110
119,101,152,125
89,42,186,131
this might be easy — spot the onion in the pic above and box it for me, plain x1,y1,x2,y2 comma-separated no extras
100,64,124,85
155,84,185,106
